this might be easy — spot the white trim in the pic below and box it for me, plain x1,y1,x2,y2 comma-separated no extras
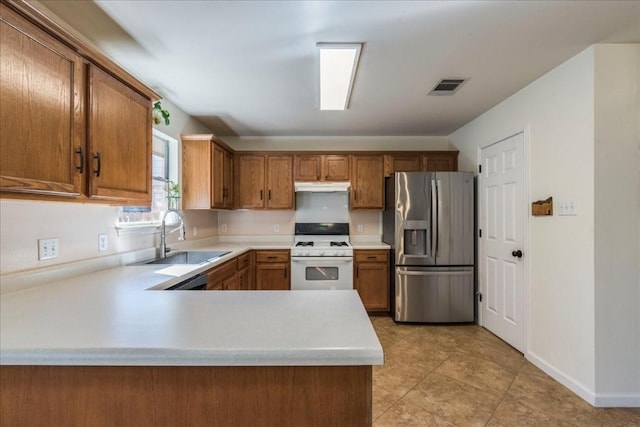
524,351,640,407
476,126,530,355
526,350,597,405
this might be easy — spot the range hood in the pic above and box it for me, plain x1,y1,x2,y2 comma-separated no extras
294,182,351,193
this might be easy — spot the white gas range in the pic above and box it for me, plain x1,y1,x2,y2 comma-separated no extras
290,223,354,290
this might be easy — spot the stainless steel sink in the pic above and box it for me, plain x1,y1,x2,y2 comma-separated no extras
143,250,231,265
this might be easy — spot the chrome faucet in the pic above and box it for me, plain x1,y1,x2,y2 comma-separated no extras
159,208,186,258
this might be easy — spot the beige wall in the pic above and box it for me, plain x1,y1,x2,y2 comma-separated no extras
223,136,451,152
216,209,381,237
593,44,640,400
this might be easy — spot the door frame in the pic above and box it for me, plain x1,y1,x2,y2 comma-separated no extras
476,125,531,354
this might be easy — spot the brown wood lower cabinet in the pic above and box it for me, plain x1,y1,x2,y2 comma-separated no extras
206,258,237,290
237,252,254,290
255,250,290,290
0,365,372,426
354,250,390,312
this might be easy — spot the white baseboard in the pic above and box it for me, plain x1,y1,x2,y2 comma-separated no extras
594,393,640,408
526,351,640,408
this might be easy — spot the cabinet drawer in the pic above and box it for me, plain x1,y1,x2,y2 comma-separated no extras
207,259,237,280
255,250,289,263
237,252,251,270
355,250,388,263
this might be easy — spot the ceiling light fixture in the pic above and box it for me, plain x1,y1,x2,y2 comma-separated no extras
317,43,362,111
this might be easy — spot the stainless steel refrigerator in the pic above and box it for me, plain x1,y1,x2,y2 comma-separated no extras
383,172,474,323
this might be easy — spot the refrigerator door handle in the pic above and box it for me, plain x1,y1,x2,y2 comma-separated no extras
431,179,438,258
397,270,473,277
436,179,442,257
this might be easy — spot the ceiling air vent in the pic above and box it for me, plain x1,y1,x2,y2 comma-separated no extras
428,78,468,96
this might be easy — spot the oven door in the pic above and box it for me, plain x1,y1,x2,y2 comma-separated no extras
291,257,354,290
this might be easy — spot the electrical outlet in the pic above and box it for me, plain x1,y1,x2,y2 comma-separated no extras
274,224,280,233
357,224,364,233
221,224,228,233
38,238,59,260
193,226,198,237
98,234,108,252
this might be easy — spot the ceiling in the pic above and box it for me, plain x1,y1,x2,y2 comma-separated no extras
41,0,640,137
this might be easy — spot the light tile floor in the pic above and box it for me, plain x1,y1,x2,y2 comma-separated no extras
370,316,640,426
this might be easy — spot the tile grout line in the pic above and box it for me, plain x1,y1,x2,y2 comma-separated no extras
482,368,520,426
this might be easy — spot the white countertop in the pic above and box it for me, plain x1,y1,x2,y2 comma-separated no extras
0,242,384,367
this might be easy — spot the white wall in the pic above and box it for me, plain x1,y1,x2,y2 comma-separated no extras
223,136,451,152
593,44,640,401
451,44,640,406
451,47,598,397
0,100,215,275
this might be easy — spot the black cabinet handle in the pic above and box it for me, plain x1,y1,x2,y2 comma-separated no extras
259,190,263,200
268,189,271,200
93,152,101,177
75,147,84,174
356,267,359,279
354,189,357,200
512,250,523,258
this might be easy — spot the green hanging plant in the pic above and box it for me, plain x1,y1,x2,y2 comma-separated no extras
152,101,171,125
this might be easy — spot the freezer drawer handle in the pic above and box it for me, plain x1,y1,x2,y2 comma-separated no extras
397,270,473,276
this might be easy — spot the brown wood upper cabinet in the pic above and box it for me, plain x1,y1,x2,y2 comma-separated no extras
294,155,349,182
0,3,157,204
384,151,459,176
350,155,384,209
237,155,293,210
182,135,234,210
87,65,152,204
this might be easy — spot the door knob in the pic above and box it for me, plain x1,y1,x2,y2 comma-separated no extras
512,250,523,258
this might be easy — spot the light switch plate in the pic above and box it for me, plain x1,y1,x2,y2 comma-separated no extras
558,200,577,216
38,238,59,260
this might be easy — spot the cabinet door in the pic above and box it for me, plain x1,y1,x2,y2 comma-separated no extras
294,155,321,181
255,263,290,290
266,156,293,209
237,155,265,208
422,153,458,171
350,156,383,209
355,262,389,311
87,65,152,204
223,150,234,208
392,156,421,173
323,155,349,181
211,143,225,208
237,267,250,290
182,139,212,209
1,5,84,197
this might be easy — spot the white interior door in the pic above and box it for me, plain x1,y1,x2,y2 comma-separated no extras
479,132,526,352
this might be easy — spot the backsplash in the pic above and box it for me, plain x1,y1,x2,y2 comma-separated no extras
0,199,218,275
217,209,381,237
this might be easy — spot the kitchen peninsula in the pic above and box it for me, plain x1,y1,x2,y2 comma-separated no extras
0,252,383,426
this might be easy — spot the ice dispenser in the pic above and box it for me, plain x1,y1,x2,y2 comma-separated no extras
402,220,429,255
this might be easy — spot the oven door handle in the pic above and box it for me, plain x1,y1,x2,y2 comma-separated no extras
291,257,353,263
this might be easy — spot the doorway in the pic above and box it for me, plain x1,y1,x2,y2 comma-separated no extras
478,130,528,353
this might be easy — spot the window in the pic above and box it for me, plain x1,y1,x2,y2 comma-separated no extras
118,130,178,224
